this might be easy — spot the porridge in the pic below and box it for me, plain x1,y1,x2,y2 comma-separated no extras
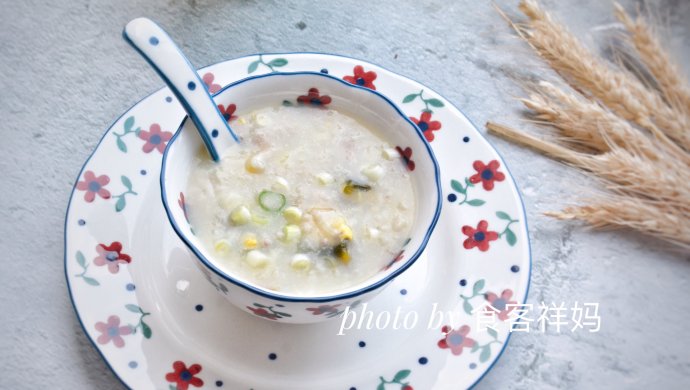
186,105,415,295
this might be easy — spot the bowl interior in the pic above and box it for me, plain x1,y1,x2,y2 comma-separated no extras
161,72,441,300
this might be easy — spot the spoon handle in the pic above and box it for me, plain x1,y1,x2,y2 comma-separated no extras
123,18,238,161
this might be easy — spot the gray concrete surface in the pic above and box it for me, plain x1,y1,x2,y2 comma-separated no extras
1,0,689,388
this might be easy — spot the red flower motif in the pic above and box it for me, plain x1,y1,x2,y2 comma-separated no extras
469,160,505,191
410,111,442,142
307,304,341,316
93,242,132,274
166,361,204,390
485,289,517,321
395,146,416,171
202,72,221,94
462,220,498,252
343,65,377,90
76,171,111,202
438,325,476,356
138,123,172,154
297,88,332,106
94,315,132,348
218,103,237,122
402,386,414,390
247,306,279,320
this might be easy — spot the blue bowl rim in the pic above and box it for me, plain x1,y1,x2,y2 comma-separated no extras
160,70,443,303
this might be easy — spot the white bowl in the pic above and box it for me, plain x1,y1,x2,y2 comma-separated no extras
161,71,442,323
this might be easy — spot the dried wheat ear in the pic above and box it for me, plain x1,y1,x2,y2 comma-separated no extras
488,0,690,250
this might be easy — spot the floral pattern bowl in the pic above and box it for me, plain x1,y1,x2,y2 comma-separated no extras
161,71,443,323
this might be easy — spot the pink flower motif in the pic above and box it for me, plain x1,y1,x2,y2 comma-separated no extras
438,325,476,356
138,123,172,154
93,241,132,274
95,315,132,348
76,171,111,202
202,72,221,94
484,289,517,321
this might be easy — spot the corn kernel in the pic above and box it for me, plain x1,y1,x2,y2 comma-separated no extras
245,154,265,174
382,148,399,160
282,224,301,242
252,213,269,225
362,164,385,182
337,224,353,241
316,172,334,185
245,250,269,268
242,233,258,250
290,254,311,270
214,239,232,255
229,206,251,225
283,206,302,224
272,177,289,192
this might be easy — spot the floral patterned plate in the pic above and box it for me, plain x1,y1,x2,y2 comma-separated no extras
65,53,531,390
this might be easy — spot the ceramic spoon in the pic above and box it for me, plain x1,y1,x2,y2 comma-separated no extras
123,18,238,161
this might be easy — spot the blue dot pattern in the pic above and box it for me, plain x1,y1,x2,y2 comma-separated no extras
78,219,86,226
149,36,159,45
358,341,366,348
211,129,219,138
126,283,135,291
195,304,203,312
463,136,470,143
459,279,467,286
188,81,196,90
128,361,138,368
215,380,223,387
165,96,173,103
268,353,277,360
419,357,428,365
511,265,520,273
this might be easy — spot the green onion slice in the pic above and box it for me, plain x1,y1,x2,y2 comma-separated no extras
258,190,286,212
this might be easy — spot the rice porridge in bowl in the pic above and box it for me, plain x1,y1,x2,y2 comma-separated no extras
161,72,441,323
186,105,415,295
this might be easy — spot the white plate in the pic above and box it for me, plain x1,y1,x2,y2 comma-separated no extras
65,52,531,390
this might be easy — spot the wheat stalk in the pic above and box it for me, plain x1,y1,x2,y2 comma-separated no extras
613,3,690,118
488,1,690,249
516,0,690,151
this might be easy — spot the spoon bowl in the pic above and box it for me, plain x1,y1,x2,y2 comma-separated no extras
124,17,238,161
